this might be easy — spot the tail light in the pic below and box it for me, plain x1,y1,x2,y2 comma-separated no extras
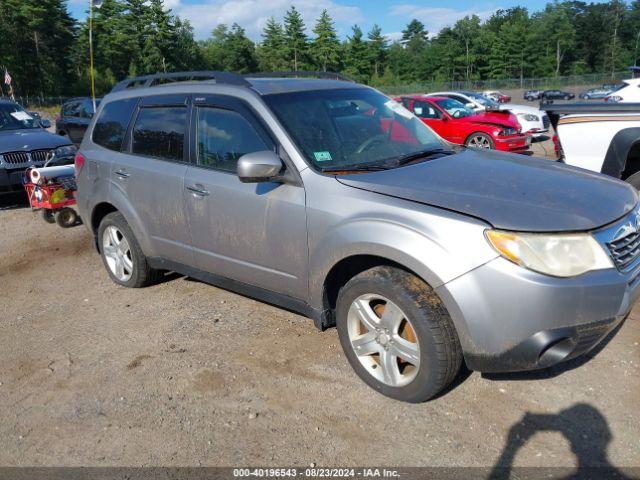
74,152,85,174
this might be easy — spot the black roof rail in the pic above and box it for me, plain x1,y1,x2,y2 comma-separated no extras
244,71,354,82
110,71,251,93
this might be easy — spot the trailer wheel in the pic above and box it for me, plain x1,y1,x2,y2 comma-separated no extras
55,207,78,228
42,210,56,224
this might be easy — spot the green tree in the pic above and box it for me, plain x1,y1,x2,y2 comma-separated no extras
343,25,370,81
257,17,288,71
366,24,388,77
310,10,340,71
284,6,308,70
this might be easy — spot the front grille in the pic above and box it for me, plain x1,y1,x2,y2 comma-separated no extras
2,152,29,165
31,149,53,163
607,230,640,271
542,114,550,129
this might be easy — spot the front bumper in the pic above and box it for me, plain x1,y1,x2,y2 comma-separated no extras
436,257,639,372
495,134,531,152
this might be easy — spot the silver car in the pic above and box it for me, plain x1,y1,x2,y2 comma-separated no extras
76,72,639,402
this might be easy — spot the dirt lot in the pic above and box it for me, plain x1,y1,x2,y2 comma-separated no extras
0,193,638,472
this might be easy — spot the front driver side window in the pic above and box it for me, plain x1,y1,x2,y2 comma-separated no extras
412,101,440,119
196,107,269,173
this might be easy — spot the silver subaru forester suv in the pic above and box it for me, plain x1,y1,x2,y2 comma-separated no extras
76,72,639,402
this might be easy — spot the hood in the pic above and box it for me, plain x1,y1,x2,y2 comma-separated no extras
465,111,518,129
0,129,71,152
336,149,637,232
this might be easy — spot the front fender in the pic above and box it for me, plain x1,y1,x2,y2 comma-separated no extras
308,217,497,310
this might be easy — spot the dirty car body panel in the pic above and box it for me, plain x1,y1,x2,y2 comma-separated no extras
77,74,640,379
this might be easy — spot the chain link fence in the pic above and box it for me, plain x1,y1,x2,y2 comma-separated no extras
377,71,631,95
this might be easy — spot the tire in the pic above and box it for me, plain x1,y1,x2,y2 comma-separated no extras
42,209,56,224
625,172,640,191
465,132,495,149
336,266,462,403
97,211,161,288
54,207,77,228
565,95,570,100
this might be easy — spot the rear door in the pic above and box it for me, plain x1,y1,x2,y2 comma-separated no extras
112,94,193,265
183,95,308,299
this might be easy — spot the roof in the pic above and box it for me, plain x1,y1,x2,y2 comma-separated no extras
108,71,362,97
246,77,362,95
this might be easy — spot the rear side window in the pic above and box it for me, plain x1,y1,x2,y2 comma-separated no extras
195,107,268,172
92,98,137,151
132,106,187,161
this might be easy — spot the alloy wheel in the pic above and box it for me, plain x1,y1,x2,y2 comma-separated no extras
346,294,420,387
102,225,134,282
467,135,492,149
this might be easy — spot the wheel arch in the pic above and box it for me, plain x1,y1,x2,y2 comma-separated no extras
89,193,154,256
321,254,425,327
601,127,640,179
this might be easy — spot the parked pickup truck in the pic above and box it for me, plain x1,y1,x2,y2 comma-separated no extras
542,102,640,188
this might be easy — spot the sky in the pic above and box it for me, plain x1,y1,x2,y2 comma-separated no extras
67,0,555,41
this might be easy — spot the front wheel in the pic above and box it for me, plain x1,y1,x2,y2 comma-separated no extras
336,266,462,402
465,132,495,149
98,212,161,288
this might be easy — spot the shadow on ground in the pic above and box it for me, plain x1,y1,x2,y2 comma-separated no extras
489,403,635,479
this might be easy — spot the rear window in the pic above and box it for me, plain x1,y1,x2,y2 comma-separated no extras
132,106,187,161
92,98,137,151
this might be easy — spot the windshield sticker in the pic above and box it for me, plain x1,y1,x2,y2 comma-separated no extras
384,100,413,119
10,111,33,121
314,151,333,162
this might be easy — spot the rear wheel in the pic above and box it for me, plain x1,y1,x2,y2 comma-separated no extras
466,132,495,149
98,212,161,288
336,266,462,402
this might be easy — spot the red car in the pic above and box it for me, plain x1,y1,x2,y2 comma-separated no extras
396,95,531,153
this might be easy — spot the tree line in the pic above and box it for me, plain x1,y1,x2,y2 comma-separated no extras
1,0,639,96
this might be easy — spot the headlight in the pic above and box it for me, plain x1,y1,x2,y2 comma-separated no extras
517,113,540,122
499,127,517,136
55,145,77,157
485,230,614,277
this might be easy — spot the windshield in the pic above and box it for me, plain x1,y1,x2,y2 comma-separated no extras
434,98,474,118
465,92,499,108
0,103,40,130
264,88,446,171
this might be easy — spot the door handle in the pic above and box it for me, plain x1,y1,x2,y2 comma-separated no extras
114,169,130,179
186,185,210,197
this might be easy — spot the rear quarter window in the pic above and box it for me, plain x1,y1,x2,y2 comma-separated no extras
92,98,138,151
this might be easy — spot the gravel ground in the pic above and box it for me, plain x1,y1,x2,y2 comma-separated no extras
0,183,638,471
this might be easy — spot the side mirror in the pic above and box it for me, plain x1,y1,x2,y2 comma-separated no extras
237,150,283,183
39,119,51,129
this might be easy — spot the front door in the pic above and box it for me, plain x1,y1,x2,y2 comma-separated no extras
410,100,454,141
183,96,308,300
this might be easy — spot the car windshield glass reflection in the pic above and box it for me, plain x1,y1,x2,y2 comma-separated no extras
264,88,447,172
0,104,39,130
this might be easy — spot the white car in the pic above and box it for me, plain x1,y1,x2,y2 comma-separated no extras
427,91,550,137
605,78,640,103
542,102,640,188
